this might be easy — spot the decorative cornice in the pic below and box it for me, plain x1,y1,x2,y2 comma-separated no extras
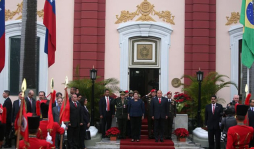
5,1,44,21
115,0,175,25
225,12,240,26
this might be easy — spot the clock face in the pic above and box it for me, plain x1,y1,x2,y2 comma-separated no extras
171,78,181,88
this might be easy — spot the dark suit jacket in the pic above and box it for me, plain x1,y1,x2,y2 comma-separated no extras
205,103,223,129
25,97,36,113
53,106,60,123
3,97,12,124
99,96,115,117
12,99,20,123
248,108,254,128
82,106,90,125
150,97,169,119
69,101,83,127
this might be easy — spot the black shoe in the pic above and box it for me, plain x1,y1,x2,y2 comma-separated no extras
168,137,172,140
155,139,158,142
160,139,164,142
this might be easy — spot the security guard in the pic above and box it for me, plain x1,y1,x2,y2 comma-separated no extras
165,91,176,140
113,91,128,139
226,105,254,149
142,89,156,139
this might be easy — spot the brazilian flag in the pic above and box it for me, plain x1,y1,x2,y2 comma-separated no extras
240,0,254,68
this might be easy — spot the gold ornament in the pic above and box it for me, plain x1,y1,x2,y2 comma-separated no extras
115,0,175,25
171,78,181,88
225,12,240,25
5,1,44,21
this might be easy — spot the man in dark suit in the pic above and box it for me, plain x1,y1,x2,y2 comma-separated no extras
53,97,63,149
205,95,223,149
2,90,12,148
248,99,254,147
99,89,115,138
150,90,168,142
67,94,83,149
164,91,176,140
25,90,36,113
12,92,22,124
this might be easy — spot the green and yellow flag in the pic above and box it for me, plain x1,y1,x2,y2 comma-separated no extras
240,0,254,68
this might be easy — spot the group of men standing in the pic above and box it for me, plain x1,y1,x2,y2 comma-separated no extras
205,95,254,149
0,88,90,149
99,89,176,142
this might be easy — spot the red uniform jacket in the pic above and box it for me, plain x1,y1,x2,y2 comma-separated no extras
36,120,64,147
19,137,51,149
226,125,254,149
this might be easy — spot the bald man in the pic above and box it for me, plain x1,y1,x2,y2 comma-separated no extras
227,95,239,108
25,90,36,113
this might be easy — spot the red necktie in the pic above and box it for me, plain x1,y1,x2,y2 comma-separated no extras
212,104,215,114
107,97,110,111
74,102,77,108
159,98,161,104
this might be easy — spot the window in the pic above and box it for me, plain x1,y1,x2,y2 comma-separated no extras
238,39,254,100
9,36,40,95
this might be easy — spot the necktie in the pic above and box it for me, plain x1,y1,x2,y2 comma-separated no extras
107,97,110,111
74,102,77,108
212,104,215,114
159,98,161,104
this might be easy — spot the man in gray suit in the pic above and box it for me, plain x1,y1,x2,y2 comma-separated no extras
53,97,63,149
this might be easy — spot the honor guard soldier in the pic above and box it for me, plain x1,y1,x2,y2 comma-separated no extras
142,89,156,139
226,105,254,149
19,113,51,149
165,91,176,140
113,91,129,139
37,102,65,148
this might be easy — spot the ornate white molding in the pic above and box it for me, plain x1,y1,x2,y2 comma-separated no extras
228,24,243,100
117,22,173,94
0,20,47,101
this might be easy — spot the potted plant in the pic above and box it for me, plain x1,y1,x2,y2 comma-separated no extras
105,127,120,141
174,128,189,142
173,92,192,113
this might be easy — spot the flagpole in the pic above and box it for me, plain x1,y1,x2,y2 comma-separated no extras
59,76,68,149
16,79,27,149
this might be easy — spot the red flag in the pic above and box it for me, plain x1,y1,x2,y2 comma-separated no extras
47,90,56,131
0,0,5,72
43,0,56,67
15,98,29,147
59,88,70,123
36,100,40,116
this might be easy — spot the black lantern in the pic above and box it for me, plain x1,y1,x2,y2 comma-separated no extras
90,66,97,126
196,69,203,127
196,70,204,82
90,67,97,80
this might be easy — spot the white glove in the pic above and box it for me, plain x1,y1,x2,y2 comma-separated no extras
61,121,66,129
46,132,53,144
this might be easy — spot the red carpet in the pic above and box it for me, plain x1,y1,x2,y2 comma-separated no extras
120,119,175,149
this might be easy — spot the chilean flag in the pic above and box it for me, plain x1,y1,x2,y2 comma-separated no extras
0,0,5,73
43,0,56,67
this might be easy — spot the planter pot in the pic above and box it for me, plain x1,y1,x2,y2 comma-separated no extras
110,136,117,141
177,137,186,142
